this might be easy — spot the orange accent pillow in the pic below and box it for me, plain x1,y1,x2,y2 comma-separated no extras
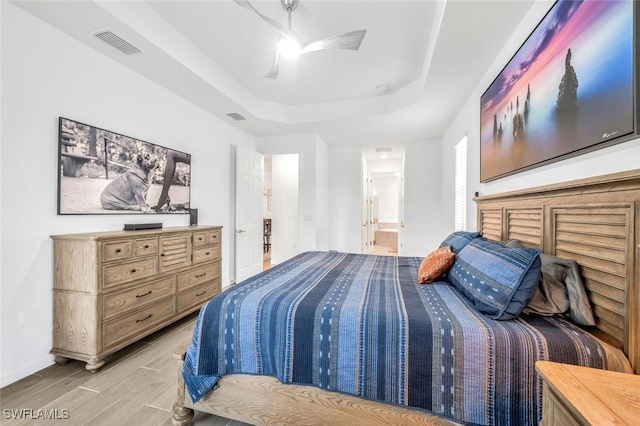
418,245,455,284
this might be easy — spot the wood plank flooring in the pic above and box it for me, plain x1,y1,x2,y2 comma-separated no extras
0,312,248,426
372,244,398,256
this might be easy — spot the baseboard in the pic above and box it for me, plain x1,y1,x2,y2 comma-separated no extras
0,355,53,388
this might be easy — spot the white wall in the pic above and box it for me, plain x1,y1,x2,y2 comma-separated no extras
0,3,254,386
403,139,446,256
314,135,329,251
367,158,403,174
371,174,400,224
328,145,362,253
441,1,640,231
271,154,300,264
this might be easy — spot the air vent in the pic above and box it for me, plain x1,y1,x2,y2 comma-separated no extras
94,30,143,55
375,147,392,153
227,113,247,121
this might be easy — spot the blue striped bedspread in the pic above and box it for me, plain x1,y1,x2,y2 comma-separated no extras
182,251,609,426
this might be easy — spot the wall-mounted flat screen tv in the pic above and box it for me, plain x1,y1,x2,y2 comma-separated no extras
57,117,191,215
480,0,638,182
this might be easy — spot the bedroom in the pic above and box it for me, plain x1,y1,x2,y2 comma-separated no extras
1,0,640,424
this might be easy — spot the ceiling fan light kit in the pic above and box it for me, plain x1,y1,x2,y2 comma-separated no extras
234,0,366,79
278,36,301,59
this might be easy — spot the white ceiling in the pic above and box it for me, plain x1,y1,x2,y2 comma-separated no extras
13,0,535,159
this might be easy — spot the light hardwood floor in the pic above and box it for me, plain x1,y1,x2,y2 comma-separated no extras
372,244,397,256
0,312,248,426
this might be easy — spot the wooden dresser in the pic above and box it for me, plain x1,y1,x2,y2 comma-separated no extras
536,361,640,425
50,225,222,372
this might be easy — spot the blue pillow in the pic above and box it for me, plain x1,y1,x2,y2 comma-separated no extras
439,231,481,254
447,237,542,320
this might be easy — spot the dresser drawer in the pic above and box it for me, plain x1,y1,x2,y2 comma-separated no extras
133,237,158,257
193,244,221,264
103,297,175,348
103,276,175,320
103,240,133,262
103,237,159,262
103,257,157,289
177,262,220,291
178,278,221,313
193,228,221,246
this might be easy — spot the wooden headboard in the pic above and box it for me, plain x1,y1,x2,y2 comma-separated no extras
475,169,639,374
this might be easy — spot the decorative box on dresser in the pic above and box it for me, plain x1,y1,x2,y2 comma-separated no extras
50,225,222,372
536,361,640,425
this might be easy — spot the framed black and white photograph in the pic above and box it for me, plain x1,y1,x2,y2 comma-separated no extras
57,117,192,215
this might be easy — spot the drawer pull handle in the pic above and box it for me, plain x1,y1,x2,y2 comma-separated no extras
196,291,207,297
195,273,206,278
115,248,122,253
136,290,152,299
161,253,165,257
198,237,203,241
136,314,152,323
144,244,150,249
205,252,210,255
130,268,137,273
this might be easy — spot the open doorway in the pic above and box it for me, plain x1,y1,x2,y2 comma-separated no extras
361,146,405,256
262,153,300,270
371,173,401,255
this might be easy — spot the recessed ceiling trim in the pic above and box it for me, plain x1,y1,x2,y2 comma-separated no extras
94,30,143,55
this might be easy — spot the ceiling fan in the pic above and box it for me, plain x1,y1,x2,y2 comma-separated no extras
234,0,367,79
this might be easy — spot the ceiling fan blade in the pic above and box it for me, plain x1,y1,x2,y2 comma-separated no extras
264,49,280,79
301,30,367,54
233,0,299,42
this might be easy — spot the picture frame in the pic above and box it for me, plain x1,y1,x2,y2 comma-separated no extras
57,117,191,215
480,0,639,182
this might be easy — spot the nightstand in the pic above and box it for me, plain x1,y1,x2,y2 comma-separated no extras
536,360,640,425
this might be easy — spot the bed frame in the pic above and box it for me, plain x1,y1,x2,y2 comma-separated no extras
172,169,639,425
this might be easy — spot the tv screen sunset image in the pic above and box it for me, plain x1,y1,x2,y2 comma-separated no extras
480,0,634,181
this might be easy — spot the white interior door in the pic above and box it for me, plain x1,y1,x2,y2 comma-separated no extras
398,158,405,255
361,159,369,253
235,146,263,283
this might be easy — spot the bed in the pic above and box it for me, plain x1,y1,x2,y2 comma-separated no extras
172,169,640,426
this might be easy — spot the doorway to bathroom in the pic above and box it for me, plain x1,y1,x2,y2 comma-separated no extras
361,146,405,256
371,172,402,255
